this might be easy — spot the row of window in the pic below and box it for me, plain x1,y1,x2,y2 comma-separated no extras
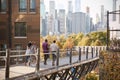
0,0,36,13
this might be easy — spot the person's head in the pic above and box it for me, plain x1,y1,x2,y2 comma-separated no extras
28,41,32,47
53,40,56,43
45,39,48,42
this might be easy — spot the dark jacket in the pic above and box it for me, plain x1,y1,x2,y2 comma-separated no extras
42,42,49,53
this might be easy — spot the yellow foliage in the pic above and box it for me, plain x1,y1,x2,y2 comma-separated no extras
99,51,120,80
78,36,91,46
85,72,98,80
63,38,74,49
56,41,63,49
91,40,102,46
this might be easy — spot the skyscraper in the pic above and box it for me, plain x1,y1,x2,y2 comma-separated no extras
54,9,59,35
101,5,104,28
113,0,117,21
40,0,45,19
49,1,55,17
85,6,91,34
66,1,73,34
72,12,86,34
68,1,73,13
49,1,55,34
75,0,81,12
58,9,66,34
86,6,90,14
40,0,46,36
119,5,120,23
96,13,100,24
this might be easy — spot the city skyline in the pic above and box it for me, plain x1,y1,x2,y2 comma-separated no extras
44,0,120,24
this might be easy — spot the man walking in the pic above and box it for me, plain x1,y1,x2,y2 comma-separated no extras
42,39,49,65
50,40,58,66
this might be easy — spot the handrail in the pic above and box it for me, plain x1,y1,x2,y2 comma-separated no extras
0,51,6,53
10,53,37,58
0,46,107,80
0,56,6,58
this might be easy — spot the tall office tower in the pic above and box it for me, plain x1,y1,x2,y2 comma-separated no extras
54,9,59,35
49,1,55,34
86,6,90,14
72,12,86,34
49,1,55,17
68,1,73,13
75,0,81,12
90,18,94,31
45,12,49,35
55,9,57,19
119,5,120,23
40,0,45,19
101,5,104,28
40,0,46,36
85,6,91,34
96,13,100,24
58,9,66,34
113,0,117,21
66,1,73,34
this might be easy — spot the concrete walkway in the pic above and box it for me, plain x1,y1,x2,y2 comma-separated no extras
0,52,98,80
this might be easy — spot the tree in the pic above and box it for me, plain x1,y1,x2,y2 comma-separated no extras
63,38,74,49
91,39,102,46
78,36,92,46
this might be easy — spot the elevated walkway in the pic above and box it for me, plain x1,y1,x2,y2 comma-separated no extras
0,46,106,80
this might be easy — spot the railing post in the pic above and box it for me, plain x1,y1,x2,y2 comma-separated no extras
86,47,88,59
83,47,85,54
91,47,93,58
56,48,59,68
96,47,98,57
69,48,72,65
99,47,101,51
36,48,40,73
5,49,10,80
79,47,81,62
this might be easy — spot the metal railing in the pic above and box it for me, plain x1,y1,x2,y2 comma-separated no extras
0,48,40,80
0,46,106,80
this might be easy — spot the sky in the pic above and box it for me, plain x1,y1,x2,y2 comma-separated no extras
43,0,120,23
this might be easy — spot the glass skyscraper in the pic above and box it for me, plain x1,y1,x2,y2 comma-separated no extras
75,0,81,12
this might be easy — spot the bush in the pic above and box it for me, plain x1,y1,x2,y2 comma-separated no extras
85,71,98,80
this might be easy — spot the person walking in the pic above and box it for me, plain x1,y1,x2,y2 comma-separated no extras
25,41,32,66
30,41,37,65
31,41,37,54
50,40,58,66
42,39,49,65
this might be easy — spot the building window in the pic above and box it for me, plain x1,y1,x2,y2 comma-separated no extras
19,0,27,12
15,44,22,50
30,0,36,12
15,22,27,37
0,0,7,12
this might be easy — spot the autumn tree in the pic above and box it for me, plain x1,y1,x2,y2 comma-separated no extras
63,38,74,49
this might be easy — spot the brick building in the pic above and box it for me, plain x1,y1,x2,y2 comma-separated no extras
0,0,40,50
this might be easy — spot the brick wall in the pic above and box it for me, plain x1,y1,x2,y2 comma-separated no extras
0,0,40,49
